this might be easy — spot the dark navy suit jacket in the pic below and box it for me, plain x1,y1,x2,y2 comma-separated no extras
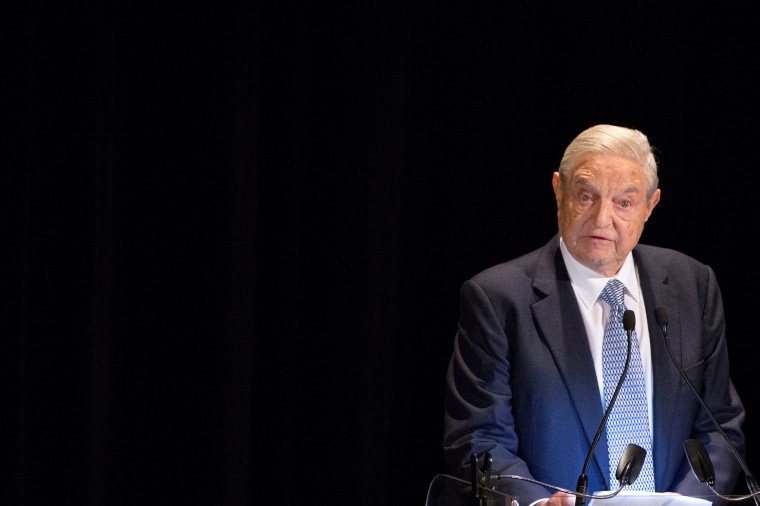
443,234,745,504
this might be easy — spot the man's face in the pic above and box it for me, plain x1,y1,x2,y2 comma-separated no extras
552,153,661,277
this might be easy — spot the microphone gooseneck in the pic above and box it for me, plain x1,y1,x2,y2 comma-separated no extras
497,461,638,500
655,307,760,505
575,309,641,506
472,451,639,504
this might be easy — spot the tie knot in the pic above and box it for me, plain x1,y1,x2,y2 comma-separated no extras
600,278,626,307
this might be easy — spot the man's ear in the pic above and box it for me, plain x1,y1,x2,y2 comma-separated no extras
645,188,661,220
551,172,562,206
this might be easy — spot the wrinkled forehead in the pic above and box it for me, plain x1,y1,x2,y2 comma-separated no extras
567,154,646,187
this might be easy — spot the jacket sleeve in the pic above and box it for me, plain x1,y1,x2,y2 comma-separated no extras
443,278,554,502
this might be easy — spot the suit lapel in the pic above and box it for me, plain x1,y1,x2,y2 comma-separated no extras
634,250,682,490
532,239,610,485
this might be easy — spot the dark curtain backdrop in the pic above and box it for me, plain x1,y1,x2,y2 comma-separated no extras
9,2,759,505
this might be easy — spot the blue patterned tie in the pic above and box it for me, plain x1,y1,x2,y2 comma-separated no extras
599,279,655,491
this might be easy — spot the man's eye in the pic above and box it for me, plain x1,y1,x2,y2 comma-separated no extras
620,200,631,208
580,194,591,202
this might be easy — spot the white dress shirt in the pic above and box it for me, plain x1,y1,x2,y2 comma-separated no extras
559,238,654,433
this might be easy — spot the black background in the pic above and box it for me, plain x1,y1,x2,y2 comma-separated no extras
8,2,759,505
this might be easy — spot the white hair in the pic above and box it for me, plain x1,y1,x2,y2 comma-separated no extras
558,124,659,199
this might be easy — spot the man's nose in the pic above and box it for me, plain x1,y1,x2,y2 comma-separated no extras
592,200,614,225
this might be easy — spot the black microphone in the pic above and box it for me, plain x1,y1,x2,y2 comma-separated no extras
575,309,645,506
654,307,760,504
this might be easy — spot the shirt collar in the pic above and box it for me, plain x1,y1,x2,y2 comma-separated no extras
559,237,640,310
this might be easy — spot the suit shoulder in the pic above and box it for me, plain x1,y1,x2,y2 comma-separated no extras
634,243,718,287
468,247,543,287
635,243,707,267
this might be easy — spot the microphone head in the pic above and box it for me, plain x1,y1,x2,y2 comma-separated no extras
654,307,669,326
622,310,636,332
616,444,646,485
684,439,716,486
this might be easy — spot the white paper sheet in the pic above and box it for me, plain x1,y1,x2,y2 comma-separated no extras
588,490,712,506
